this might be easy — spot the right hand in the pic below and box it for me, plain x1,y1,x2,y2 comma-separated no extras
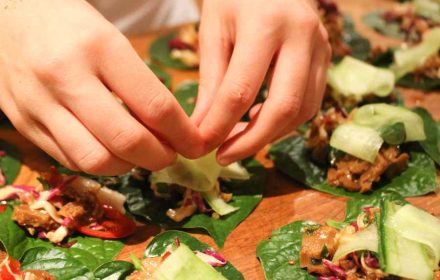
0,0,204,175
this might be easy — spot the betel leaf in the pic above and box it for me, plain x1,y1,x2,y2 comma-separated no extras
397,74,440,91
147,62,172,89
335,15,371,62
0,205,52,260
145,230,243,280
269,135,438,198
0,140,21,185
269,136,325,187
362,11,406,39
93,261,135,280
413,107,440,165
380,122,406,145
149,32,197,70
174,81,198,116
0,205,124,267
20,247,133,280
256,221,317,280
120,159,266,247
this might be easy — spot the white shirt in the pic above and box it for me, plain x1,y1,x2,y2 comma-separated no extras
88,0,199,35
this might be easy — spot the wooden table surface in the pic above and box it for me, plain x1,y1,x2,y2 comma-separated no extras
1,0,439,279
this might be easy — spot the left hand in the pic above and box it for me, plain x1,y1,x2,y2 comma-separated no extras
192,0,331,165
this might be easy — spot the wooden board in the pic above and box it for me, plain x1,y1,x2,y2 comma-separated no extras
1,0,439,279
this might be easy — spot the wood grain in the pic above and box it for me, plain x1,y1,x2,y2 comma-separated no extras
1,0,439,279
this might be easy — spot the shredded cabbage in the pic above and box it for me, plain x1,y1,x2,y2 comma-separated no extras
392,27,440,78
333,224,379,262
327,56,395,101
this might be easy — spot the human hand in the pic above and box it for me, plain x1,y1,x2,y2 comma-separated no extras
192,0,331,165
0,0,204,175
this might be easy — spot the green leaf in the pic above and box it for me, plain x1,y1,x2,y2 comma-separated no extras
413,107,440,165
149,33,197,70
256,221,317,280
380,122,406,145
93,261,135,280
270,136,438,198
120,159,266,247
20,247,134,280
20,247,91,280
145,230,243,280
362,11,406,39
0,140,21,185
397,74,440,91
147,62,172,89
174,81,198,116
0,205,53,260
269,136,326,187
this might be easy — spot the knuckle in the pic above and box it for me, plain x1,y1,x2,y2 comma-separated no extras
31,56,67,85
109,126,144,155
226,80,254,109
277,98,301,120
145,94,175,124
296,11,320,33
76,148,111,175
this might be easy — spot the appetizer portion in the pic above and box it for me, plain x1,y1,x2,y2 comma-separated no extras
363,0,440,43
270,103,439,198
129,230,243,280
149,24,199,70
0,168,136,243
257,196,440,280
119,151,266,247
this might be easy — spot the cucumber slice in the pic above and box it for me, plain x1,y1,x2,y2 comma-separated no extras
353,103,426,142
327,56,395,101
392,28,440,78
219,162,250,180
150,151,222,192
330,123,383,163
332,224,379,262
155,244,227,280
202,189,239,216
387,204,440,268
379,201,434,280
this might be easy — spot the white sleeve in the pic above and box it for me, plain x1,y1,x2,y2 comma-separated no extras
87,0,200,35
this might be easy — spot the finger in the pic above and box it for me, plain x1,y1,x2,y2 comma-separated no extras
248,103,263,120
191,12,232,125
98,36,205,158
58,78,177,171
273,29,331,141
198,33,276,152
38,106,133,175
0,100,79,170
217,39,314,165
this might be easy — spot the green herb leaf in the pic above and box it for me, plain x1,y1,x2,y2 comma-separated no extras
149,32,197,70
0,140,21,185
380,122,406,145
397,74,440,91
147,62,172,89
334,15,371,62
93,261,135,280
174,81,198,116
145,230,244,280
256,221,317,280
413,107,440,165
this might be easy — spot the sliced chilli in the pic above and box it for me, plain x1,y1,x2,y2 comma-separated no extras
0,256,21,280
76,205,136,239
